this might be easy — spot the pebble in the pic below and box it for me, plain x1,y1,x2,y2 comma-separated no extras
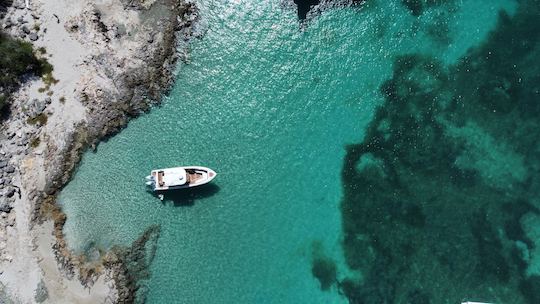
0,161,6,168
29,32,38,41
0,201,12,213
5,166,15,174
37,100,46,112
6,188,16,198
17,16,24,23
6,214,15,227
4,19,12,28
22,25,30,34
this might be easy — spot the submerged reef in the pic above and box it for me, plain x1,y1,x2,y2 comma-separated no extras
104,225,161,304
337,0,540,303
294,0,319,19
311,241,338,291
400,0,452,17
293,0,365,20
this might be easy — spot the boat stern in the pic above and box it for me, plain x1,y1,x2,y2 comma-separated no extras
145,173,156,190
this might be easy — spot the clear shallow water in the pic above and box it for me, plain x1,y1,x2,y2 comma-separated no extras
60,0,517,302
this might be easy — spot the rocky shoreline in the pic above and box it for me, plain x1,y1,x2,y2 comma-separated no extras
0,0,199,302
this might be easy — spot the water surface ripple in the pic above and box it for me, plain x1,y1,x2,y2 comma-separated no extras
60,0,518,302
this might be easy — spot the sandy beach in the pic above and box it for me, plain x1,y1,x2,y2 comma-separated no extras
0,0,197,302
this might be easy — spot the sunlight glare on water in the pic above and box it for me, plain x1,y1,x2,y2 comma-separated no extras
59,0,517,302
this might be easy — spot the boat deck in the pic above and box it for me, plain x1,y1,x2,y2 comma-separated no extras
149,166,216,191
153,169,204,188
187,171,203,183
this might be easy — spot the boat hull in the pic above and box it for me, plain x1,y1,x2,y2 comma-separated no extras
147,166,217,191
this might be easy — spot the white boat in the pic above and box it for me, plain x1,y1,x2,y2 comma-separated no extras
145,166,217,191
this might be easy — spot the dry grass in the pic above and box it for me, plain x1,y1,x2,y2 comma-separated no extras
30,136,41,148
27,113,48,125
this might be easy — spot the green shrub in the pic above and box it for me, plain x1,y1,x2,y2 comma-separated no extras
0,30,51,112
27,113,48,125
0,34,39,85
30,136,41,148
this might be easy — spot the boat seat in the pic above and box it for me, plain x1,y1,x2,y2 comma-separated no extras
158,171,165,187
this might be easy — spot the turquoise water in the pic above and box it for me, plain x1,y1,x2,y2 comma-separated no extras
59,1,521,303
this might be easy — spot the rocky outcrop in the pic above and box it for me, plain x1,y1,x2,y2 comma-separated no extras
0,0,199,302
103,225,161,303
38,1,199,302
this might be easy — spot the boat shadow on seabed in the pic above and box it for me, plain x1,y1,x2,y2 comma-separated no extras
148,183,221,207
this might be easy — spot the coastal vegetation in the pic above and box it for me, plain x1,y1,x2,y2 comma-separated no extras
30,136,40,148
0,30,52,113
26,113,48,126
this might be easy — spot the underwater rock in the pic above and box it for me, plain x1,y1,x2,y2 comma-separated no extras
400,0,453,17
502,201,539,249
520,275,540,304
293,0,366,20
294,0,319,20
470,209,510,283
401,0,423,16
310,241,338,291
103,225,161,304
312,257,337,291
406,289,431,304
338,0,540,302
521,214,540,277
